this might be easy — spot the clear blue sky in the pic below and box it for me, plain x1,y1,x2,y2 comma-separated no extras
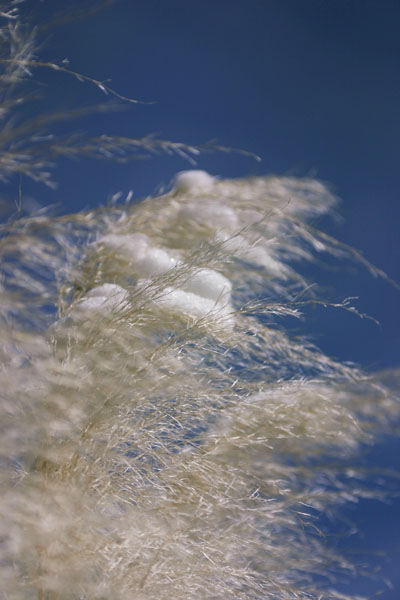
21,1,400,596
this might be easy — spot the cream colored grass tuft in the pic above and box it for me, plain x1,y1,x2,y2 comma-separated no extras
1,170,399,600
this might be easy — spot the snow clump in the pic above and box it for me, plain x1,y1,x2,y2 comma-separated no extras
173,169,216,193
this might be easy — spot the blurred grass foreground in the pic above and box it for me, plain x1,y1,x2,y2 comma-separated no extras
0,3,399,599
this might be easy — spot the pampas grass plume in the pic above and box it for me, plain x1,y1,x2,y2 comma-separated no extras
0,5,398,600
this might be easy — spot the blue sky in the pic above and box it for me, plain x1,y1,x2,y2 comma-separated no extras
20,1,400,596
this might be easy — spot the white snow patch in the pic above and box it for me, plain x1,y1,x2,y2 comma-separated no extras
99,233,179,278
173,170,216,193
70,284,129,322
86,283,128,302
99,233,149,263
135,247,178,277
179,201,239,230
216,233,288,278
182,269,232,302
155,287,232,323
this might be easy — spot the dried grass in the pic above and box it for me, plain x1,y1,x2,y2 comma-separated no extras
0,4,399,600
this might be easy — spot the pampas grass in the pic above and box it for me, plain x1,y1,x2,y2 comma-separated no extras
0,4,399,600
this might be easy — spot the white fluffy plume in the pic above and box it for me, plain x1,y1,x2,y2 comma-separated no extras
1,169,398,600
